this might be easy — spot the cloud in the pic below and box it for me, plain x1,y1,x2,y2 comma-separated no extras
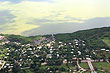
0,1,40,35
0,10,16,33
22,17,110,36
0,0,110,35
27,19,54,25
0,0,20,3
0,0,53,3
0,10,15,25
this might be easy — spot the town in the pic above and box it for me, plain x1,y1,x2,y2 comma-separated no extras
0,33,110,73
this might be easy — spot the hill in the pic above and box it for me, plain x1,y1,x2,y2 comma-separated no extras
1,27,110,49
53,27,110,49
0,27,110,73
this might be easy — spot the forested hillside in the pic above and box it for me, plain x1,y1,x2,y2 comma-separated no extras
54,27,110,49
1,27,110,49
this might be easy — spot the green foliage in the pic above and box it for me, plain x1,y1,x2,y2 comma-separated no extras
12,63,21,73
93,62,110,72
54,27,110,49
3,34,42,44
102,38,110,47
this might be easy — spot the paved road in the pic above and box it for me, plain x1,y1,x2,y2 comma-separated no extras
87,60,97,73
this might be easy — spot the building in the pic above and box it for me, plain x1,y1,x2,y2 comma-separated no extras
0,36,4,40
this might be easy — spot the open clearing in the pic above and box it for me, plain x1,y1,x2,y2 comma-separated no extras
102,38,110,47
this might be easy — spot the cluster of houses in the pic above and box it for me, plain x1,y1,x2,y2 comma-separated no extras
101,48,110,52
0,35,110,73
0,36,10,45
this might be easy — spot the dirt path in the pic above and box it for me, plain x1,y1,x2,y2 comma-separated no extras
76,59,86,73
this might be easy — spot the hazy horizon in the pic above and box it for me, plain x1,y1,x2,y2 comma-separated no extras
0,0,110,36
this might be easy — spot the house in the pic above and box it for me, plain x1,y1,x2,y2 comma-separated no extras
36,55,39,57
86,58,91,60
27,48,32,51
46,54,52,58
37,46,42,49
59,42,62,44
69,43,71,45
78,51,81,55
6,53,9,56
71,52,74,54
0,36,4,40
106,50,109,52
19,59,23,62
57,54,59,57
47,44,51,47
72,48,74,50
72,58,77,60
63,59,67,64
101,49,105,51
41,62,47,66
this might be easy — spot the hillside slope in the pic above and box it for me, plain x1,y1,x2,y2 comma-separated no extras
54,27,110,49
1,27,110,49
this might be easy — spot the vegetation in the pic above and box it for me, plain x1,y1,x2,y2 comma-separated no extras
0,27,110,73
102,38,110,47
80,63,89,69
93,62,110,72
54,27,110,49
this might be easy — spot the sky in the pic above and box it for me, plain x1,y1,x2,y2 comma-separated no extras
0,0,110,36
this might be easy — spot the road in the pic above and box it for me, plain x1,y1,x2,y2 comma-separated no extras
87,60,97,73
76,59,86,73
0,61,6,70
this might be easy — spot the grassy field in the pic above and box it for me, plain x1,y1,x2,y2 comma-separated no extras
41,64,76,69
83,71,91,73
80,62,110,73
102,38,110,47
80,63,89,69
93,62,110,72
40,64,76,72
80,63,90,73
